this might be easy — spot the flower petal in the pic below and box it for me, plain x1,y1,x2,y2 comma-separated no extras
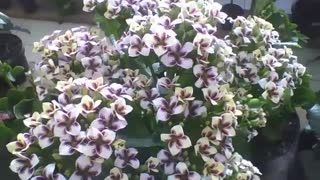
97,144,113,159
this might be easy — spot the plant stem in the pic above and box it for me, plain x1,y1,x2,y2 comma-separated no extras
250,0,257,14
148,65,157,85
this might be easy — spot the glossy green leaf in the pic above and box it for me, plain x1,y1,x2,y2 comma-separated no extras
7,89,25,108
13,99,34,119
10,66,25,78
0,121,14,144
0,97,9,111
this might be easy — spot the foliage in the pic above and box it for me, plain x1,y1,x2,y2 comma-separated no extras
0,61,40,147
251,0,308,45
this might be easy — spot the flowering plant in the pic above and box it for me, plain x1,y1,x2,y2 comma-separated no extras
6,0,313,179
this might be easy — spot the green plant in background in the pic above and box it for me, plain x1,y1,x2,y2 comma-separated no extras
251,0,308,46
0,61,40,144
53,0,76,17
248,0,314,144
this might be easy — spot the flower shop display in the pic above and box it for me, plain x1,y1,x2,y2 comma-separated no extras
6,0,315,179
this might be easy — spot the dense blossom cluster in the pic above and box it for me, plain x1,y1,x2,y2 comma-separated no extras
7,0,307,179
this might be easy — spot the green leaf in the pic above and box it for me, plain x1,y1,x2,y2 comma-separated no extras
0,121,14,144
10,66,24,78
0,97,9,111
248,98,263,109
13,99,34,119
7,89,25,108
251,0,274,15
95,14,121,38
119,135,163,148
6,73,15,82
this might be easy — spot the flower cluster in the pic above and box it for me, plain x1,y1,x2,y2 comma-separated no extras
6,0,307,179
32,26,117,100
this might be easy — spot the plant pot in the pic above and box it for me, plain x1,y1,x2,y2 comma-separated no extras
0,0,11,10
19,0,38,14
0,33,29,84
221,3,244,30
250,113,304,180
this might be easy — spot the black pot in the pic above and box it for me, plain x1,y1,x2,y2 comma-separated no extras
0,33,29,84
0,0,11,10
19,0,38,14
221,3,244,31
250,113,304,180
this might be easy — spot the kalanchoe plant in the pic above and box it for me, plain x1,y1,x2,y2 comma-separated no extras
6,0,313,179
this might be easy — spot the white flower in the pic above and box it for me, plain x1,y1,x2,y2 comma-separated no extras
236,63,260,84
193,33,215,56
160,42,194,69
143,31,178,56
157,149,183,175
261,54,282,71
138,88,159,110
128,35,150,57
53,109,81,137
83,0,98,12
6,133,34,155
145,157,160,173
10,154,39,180
150,15,182,36
161,125,192,155
202,85,222,105
203,159,225,178
205,1,227,23
77,127,115,159
174,86,195,102
211,113,236,140
90,107,128,131
23,112,42,129
193,64,218,88
81,56,104,78
31,163,66,180
140,173,155,180
105,167,128,180
100,83,133,101
152,96,184,121
261,81,284,103
114,148,140,169
41,101,60,119
79,95,101,114
110,98,133,121
85,77,107,91
168,162,201,180
194,137,217,161
184,100,207,118
59,132,86,155
69,155,102,180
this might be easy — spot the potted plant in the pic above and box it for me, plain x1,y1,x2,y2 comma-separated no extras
5,0,314,180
